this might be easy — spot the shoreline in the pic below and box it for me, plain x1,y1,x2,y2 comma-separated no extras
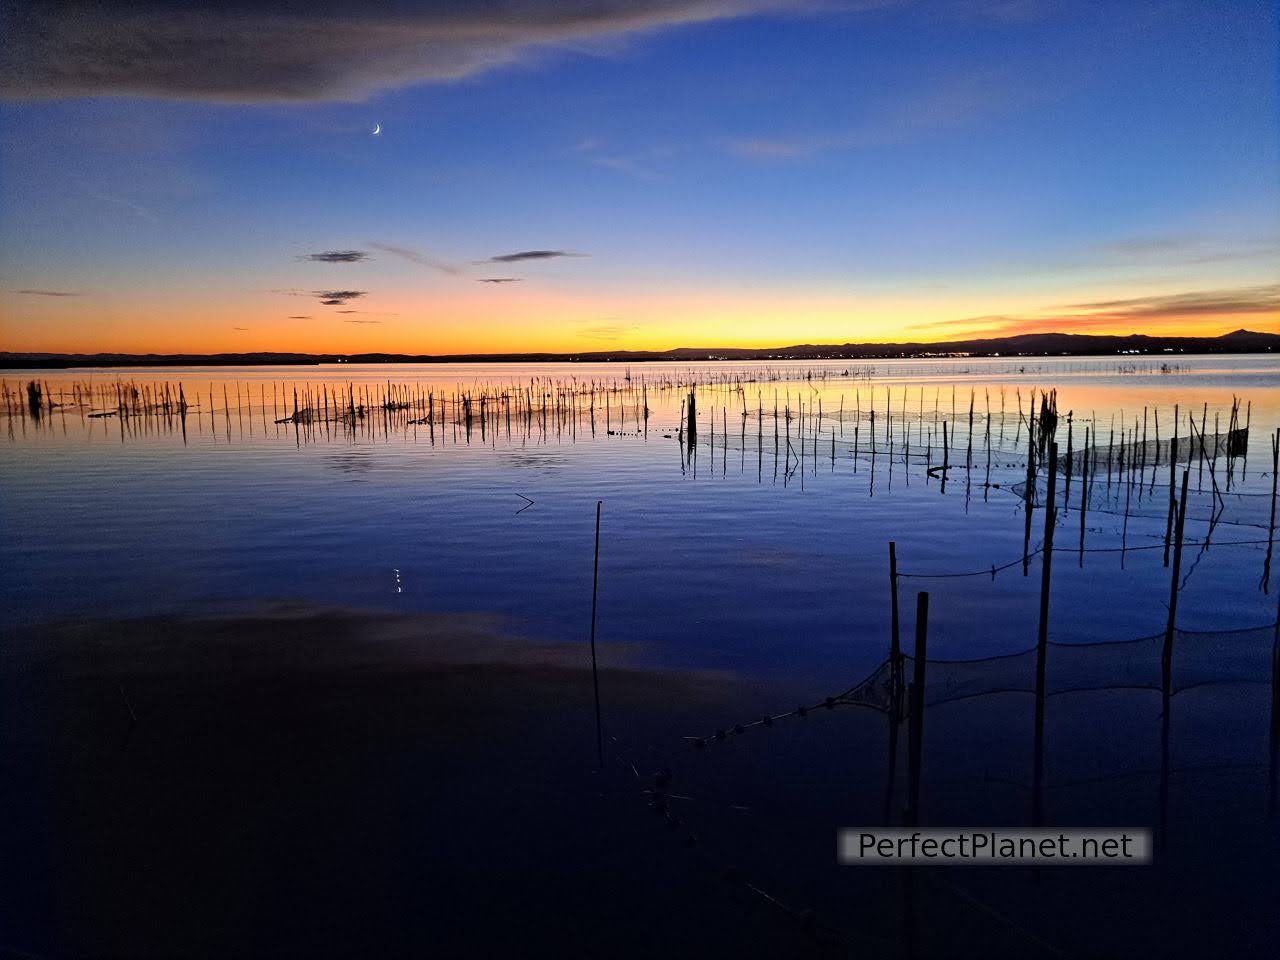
3,330,1278,370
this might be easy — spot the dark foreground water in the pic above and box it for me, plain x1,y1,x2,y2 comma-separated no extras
2,357,1278,957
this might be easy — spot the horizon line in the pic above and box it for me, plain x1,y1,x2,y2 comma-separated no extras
2,328,1277,368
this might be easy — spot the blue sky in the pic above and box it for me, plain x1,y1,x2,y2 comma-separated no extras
1,0,1276,353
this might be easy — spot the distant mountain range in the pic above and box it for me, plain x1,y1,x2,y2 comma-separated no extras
2,329,1277,369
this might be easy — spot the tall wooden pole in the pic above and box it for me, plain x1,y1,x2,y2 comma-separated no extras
885,542,902,824
906,591,930,829
1269,574,1278,818
1164,470,1191,676
1037,442,1059,651
589,500,604,770
1164,437,1177,566
1033,442,1058,827
889,542,902,699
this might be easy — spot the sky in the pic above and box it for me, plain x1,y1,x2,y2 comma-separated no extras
0,0,1277,355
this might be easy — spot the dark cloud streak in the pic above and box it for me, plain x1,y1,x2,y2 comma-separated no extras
0,2,802,103
368,242,460,276
314,290,367,305
1058,285,1280,319
580,320,639,341
482,250,584,263
300,250,370,263
910,284,1280,335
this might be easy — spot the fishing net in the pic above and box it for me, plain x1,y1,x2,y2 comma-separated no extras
1065,429,1249,472
844,622,1277,719
689,621,1277,742
1006,424,1272,534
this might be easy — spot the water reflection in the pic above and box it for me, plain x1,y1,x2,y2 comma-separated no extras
2,357,1279,956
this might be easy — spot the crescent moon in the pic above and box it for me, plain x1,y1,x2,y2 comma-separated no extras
372,123,381,135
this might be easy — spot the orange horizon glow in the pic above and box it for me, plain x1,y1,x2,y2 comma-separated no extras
3,1,1276,364
3,285,1275,356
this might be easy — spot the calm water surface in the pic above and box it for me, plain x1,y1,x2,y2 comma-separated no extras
4,356,1278,665
3,356,1279,957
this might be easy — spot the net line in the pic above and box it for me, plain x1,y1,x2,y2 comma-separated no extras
687,620,1278,744
894,537,1275,580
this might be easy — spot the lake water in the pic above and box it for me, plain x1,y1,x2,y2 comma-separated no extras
4,357,1279,664
2,355,1278,957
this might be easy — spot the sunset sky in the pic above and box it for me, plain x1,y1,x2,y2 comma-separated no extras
1,0,1277,355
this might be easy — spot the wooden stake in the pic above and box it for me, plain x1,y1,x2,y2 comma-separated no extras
1037,441,1058,644
889,542,901,699
906,591,929,829
589,500,604,770
1164,470,1191,680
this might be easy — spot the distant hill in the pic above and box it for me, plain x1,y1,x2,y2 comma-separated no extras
2,329,1277,369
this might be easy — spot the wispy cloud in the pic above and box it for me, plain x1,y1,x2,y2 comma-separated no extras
978,230,1280,284
586,154,656,179
1100,234,1202,256
1,1,808,103
944,0,1051,24
299,250,370,264
914,313,1133,336
910,284,1280,336
314,290,366,306
88,191,160,224
727,69,1041,159
573,137,672,179
15,288,82,297
482,250,586,263
727,138,809,159
368,242,460,276
580,319,640,341
343,319,382,325
477,277,523,283
288,315,313,319
1089,232,1280,269
233,326,249,331
1056,285,1280,320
